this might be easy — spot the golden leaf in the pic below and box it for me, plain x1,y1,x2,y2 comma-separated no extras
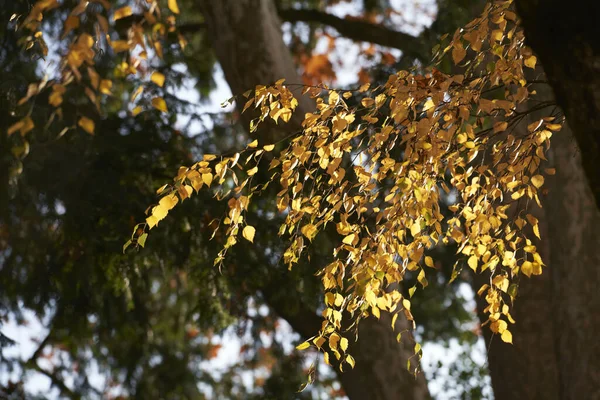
152,97,168,113
113,6,132,21
452,42,466,64
468,255,478,272
296,341,310,350
531,175,544,188
340,337,348,352
202,173,213,186
146,215,159,229
501,330,513,344
168,0,180,14
131,86,144,102
159,194,179,210
242,225,256,243
248,139,258,148
132,106,143,116
151,204,168,221
425,256,434,268
151,71,165,87
342,234,356,245
99,79,112,95
345,354,355,368
301,224,318,241
78,116,95,134
111,40,130,53
524,55,537,69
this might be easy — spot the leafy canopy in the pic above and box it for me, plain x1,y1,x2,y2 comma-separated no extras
11,0,561,376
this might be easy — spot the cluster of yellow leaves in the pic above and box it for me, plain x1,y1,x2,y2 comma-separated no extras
130,0,562,370
9,0,183,150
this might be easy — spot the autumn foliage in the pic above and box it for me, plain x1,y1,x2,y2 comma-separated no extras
11,0,561,380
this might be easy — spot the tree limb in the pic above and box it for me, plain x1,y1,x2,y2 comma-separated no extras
277,7,428,60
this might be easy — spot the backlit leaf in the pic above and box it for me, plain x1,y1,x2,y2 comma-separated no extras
152,97,168,113
242,225,256,243
78,116,95,134
113,6,132,21
151,71,166,87
296,341,310,350
168,0,180,14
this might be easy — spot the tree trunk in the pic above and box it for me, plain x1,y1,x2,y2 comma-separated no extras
515,0,600,210
542,123,600,399
198,1,431,398
474,209,561,399
477,81,600,399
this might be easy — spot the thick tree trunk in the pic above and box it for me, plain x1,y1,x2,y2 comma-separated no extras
198,1,430,398
515,0,600,210
474,207,560,400
477,82,600,399
542,123,600,399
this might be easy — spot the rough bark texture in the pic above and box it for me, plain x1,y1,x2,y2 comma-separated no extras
198,0,313,143
198,1,430,399
543,122,600,399
515,0,600,210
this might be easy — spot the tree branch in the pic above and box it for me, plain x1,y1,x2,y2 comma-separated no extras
277,8,428,60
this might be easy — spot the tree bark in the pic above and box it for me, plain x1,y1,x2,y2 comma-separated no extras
198,1,431,398
515,0,600,210
542,122,600,399
476,81,600,399
474,212,561,399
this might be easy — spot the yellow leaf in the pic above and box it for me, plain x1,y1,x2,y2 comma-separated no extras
263,144,275,152
301,224,318,241
113,6,132,21
202,173,213,186
242,225,256,243
342,234,356,245
468,255,478,271
152,204,168,221
132,106,143,116
146,215,159,229
521,261,533,277
501,329,513,344
152,97,168,113
151,71,165,87
99,79,112,95
248,139,258,148
296,341,310,350
452,42,466,64
111,40,130,53
247,167,258,176
410,222,421,237
425,256,434,268
131,85,144,102
340,337,349,352
524,55,537,69
345,354,355,368
159,194,178,210
168,0,180,14
78,116,95,134
531,175,544,188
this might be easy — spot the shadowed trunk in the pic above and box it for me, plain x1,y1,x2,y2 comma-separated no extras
516,0,600,209
198,0,431,398
543,123,600,399
476,80,600,399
